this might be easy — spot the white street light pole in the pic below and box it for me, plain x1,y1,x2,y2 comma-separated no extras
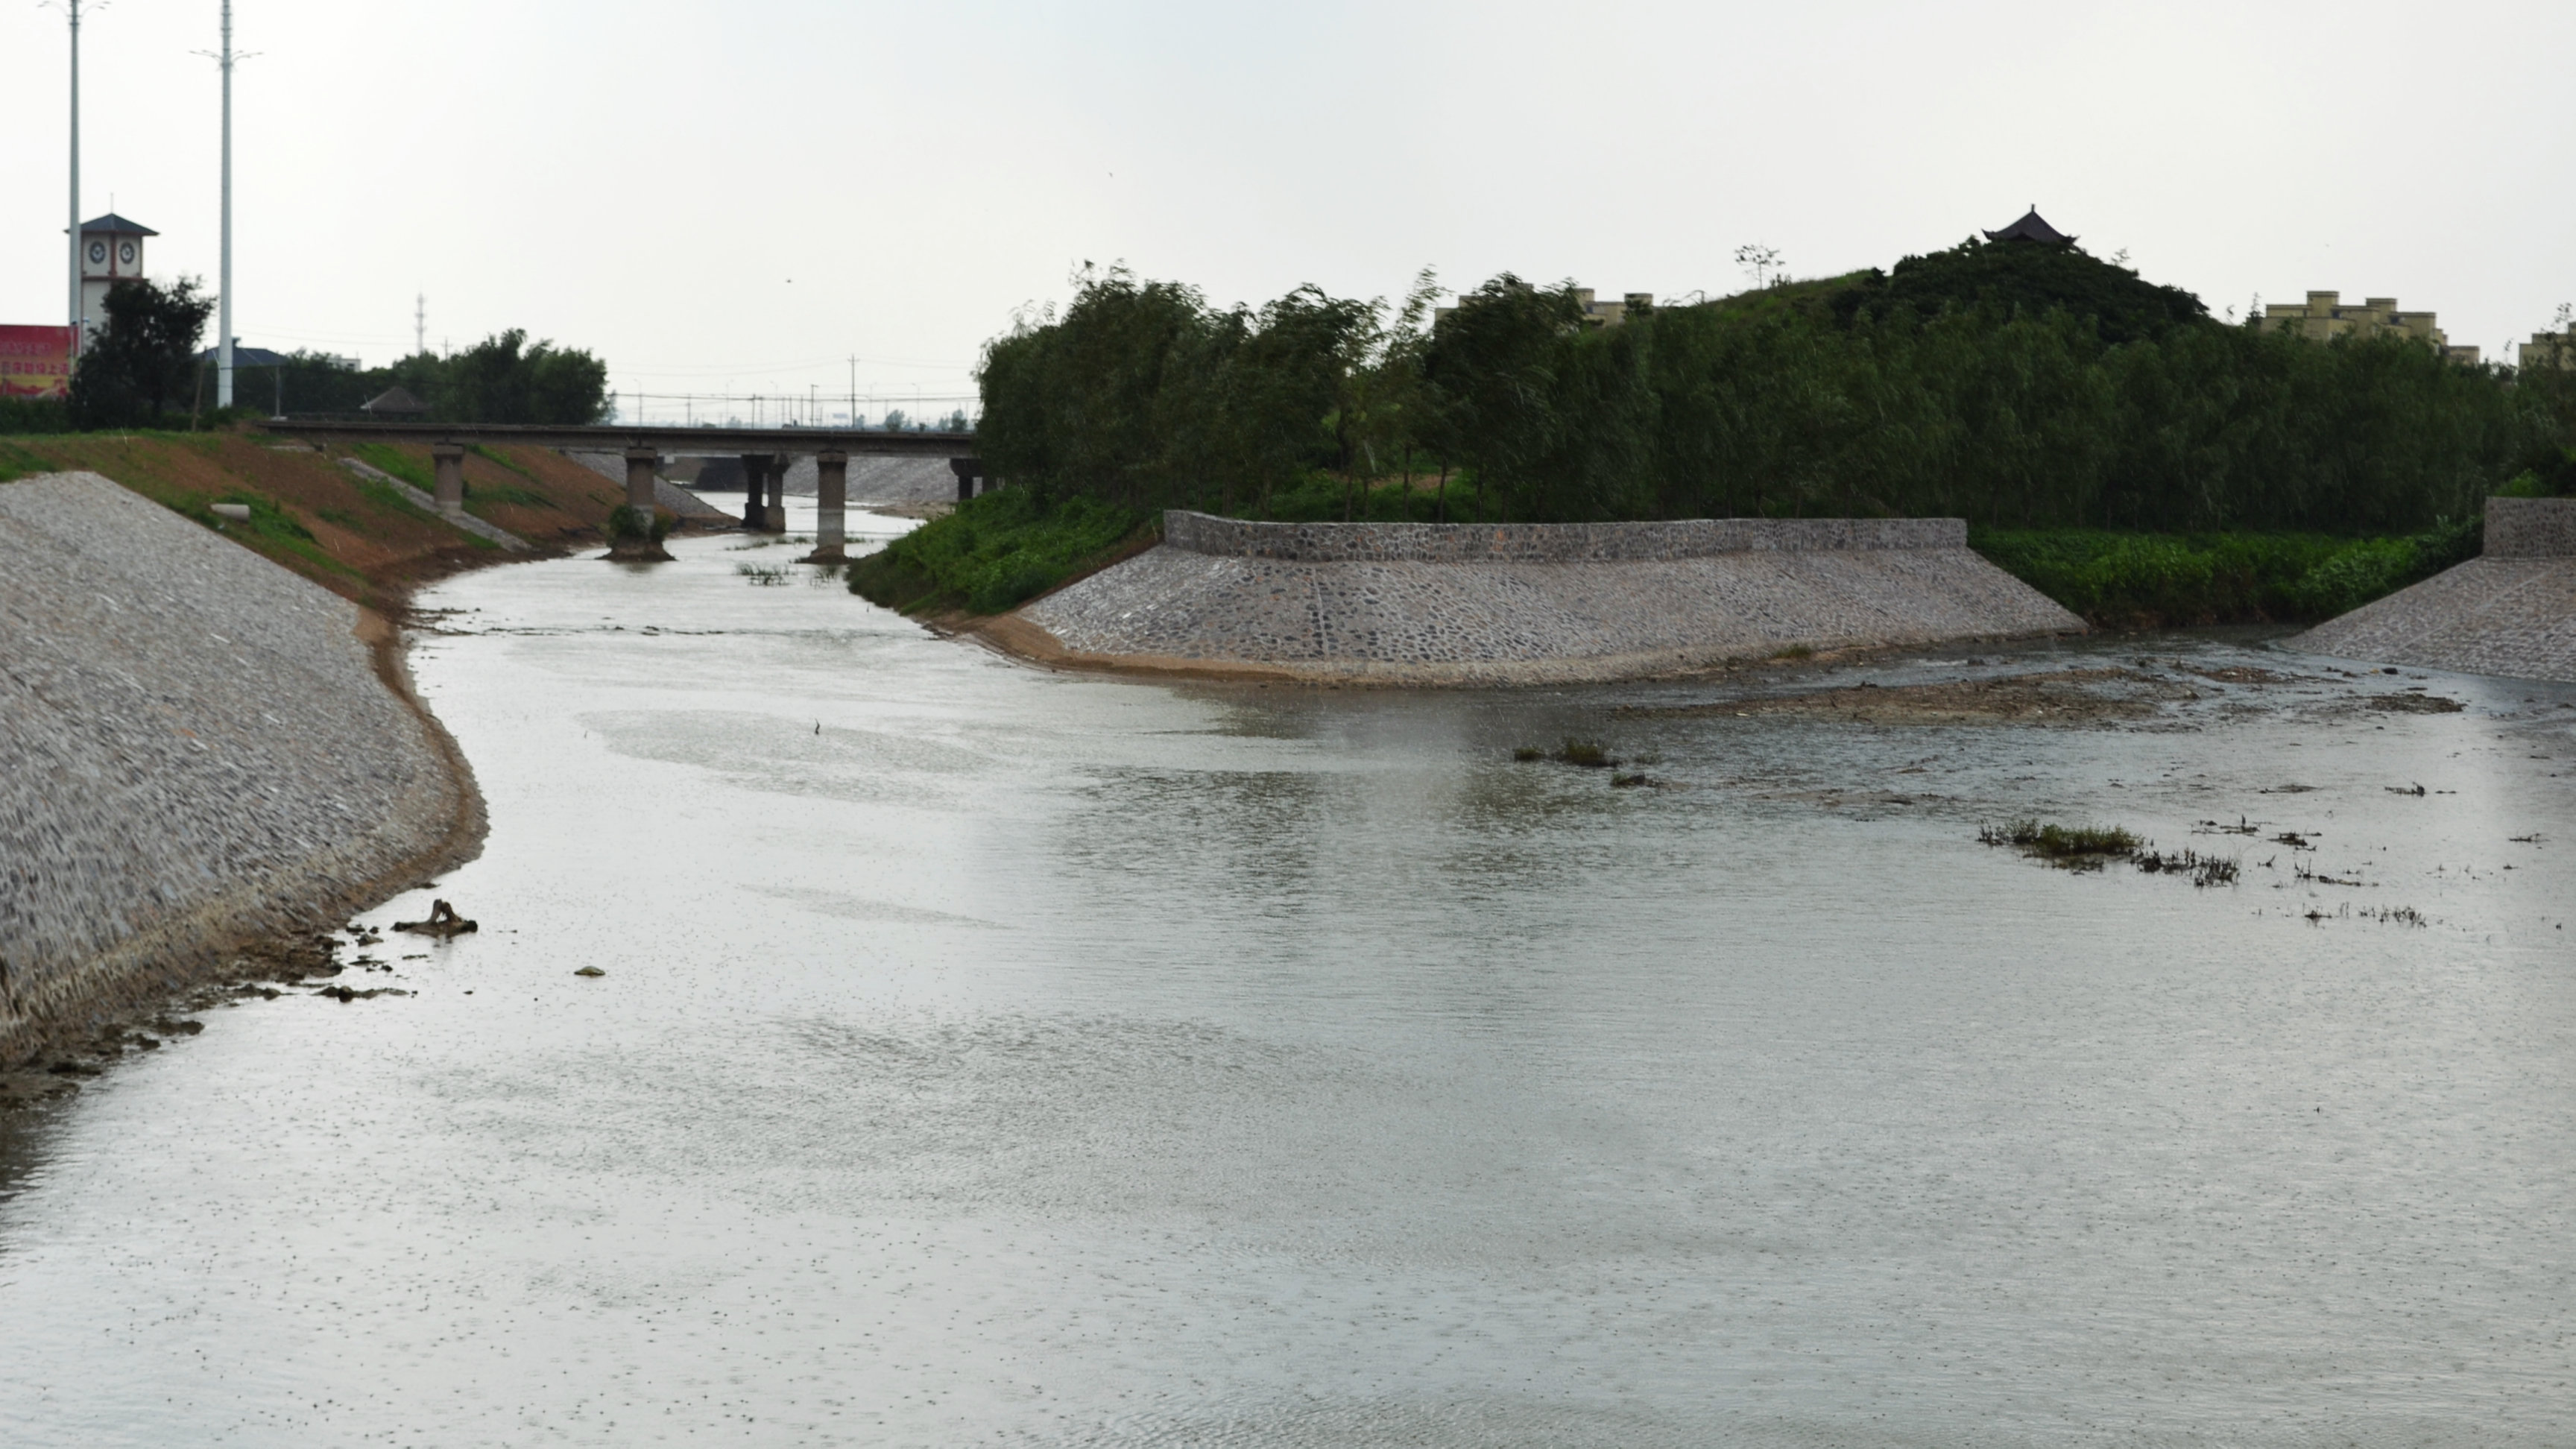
66,0,83,352
216,0,236,407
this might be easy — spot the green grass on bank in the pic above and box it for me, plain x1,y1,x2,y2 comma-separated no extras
847,489,1159,616
1971,518,2481,628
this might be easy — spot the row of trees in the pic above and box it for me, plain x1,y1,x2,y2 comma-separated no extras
57,275,610,429
973,245,2576,534
233,329,611,426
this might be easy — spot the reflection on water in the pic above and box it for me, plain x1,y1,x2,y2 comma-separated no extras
3,512,2572,1447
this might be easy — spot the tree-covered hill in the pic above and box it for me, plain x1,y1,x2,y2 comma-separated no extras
968,247,2575,537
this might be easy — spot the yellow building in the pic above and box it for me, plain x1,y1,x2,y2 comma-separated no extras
1435,286,1654,330
1572,289,1655,329
2519,329,2574,370
2261,291,2479,364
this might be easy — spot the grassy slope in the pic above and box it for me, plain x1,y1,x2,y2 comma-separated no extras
0,429,631,611
1971,519,2481,628
847,490,1160,616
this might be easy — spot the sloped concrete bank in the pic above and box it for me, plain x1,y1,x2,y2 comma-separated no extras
1000,511,2083,684
0,473,483,1065
2294,498,2576,683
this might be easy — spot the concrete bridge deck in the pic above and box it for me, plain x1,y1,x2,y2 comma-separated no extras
268,421,985,560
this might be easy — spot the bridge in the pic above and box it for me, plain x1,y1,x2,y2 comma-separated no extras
267,421,984,561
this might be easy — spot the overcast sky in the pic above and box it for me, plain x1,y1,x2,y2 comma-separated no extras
2,0,2569,418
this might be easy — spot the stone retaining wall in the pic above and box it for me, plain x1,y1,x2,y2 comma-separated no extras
2484,496,2576,558
0,473,481,1062
1009,513,2080,685
1163,511,1964,563
2290,496,2576,683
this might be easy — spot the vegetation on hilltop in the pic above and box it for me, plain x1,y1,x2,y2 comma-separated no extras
1830,236,2209,344
971,245,2576,537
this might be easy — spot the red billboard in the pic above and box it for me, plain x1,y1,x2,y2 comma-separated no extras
0,325,75,400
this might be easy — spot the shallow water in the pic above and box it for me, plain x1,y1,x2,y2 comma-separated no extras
4,515,2573,1447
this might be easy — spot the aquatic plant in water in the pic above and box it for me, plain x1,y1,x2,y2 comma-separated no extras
1982,818,2238,886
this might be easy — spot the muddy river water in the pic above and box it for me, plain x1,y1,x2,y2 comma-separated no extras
4,514,2573,1447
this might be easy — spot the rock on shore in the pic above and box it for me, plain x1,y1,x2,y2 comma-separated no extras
0,473,480,1062
1006,512,2083,684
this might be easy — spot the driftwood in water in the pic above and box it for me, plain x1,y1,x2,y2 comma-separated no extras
394,899,479,937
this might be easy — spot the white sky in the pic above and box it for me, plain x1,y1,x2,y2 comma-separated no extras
3,0,2570,415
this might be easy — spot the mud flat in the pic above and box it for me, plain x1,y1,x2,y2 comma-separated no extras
999,511,2083,684
2294,497,2576,683
0,472,481,1065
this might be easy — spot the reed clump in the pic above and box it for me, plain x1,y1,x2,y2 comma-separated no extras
1556,739,1612,768
1979,818,2143,871
1981,818,2238,886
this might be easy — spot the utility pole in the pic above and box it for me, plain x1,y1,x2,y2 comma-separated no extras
215,0,236,406
848,355,856,429
414,293,425,356
65,0,83,353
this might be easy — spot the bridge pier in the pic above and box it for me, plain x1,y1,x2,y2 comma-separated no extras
739,453,787,533
763,454,789,532
608,446,673,561
625,447,659,515
804,449,847,564
432,443,466,516
736,454,768,531
950,456,985,502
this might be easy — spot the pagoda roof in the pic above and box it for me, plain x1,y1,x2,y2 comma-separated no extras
1982,208,2074,246
78,212,159,237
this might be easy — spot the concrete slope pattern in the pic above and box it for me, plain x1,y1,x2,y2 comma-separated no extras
2294,498,2576,683
1013,512,2083,684
0,473,478,1059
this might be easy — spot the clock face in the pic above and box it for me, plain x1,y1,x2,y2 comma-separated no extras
118,241,136,266
88,241,106,265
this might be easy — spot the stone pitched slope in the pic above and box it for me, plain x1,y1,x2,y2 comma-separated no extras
1009,512,2082,684
2294,498,2576,684
0,473,479,1062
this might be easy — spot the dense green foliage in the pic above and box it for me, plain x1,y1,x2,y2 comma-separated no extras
1832,239,2207,344
192,329,610,424
973,244,2576,536
0,398,71,435
846,489,1155,615
1972,517,2481,626
432,329,611,424
975,268,1443,520
72,277,216,428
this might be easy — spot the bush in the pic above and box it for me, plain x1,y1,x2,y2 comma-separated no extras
846,488,1154,615
0,399,72,435
605,505,673,544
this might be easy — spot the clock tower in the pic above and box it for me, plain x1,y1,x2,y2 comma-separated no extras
76,213,157,350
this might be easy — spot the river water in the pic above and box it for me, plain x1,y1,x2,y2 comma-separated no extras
4,514,2573,1447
